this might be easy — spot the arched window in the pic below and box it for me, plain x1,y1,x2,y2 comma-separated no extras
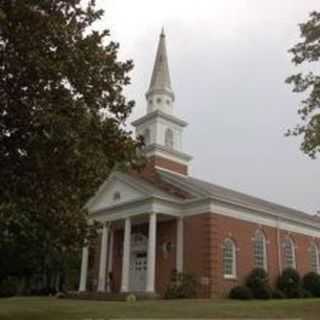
254,230,267,270
282,237,296,269
223,239,236,278
143,128,151,146
310,242,319,273
165,128,174,148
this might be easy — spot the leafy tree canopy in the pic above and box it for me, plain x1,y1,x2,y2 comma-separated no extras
0,0,143,284
286,11,320,158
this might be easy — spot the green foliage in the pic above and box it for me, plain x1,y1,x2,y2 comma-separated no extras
277,268,302,298
301,288,313,298
271,289,286,299
229,286,253,300
126,294,137,303
0,0,143,290
246,268,272,300
0,278,18,297
164,271,197,299
286,11,320,158
303,272,320,297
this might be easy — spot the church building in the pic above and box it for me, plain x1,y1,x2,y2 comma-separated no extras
79,30,320,298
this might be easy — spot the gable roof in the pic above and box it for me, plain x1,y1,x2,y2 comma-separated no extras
85,171,181,213
157,169,319,223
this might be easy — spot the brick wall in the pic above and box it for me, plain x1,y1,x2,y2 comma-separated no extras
91,212,319,298
209,213,320,297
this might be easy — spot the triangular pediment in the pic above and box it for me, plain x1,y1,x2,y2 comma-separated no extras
86,172,150,213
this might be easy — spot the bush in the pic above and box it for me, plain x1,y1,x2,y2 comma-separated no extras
0,278,18,297
246,268,272,299
164,271,197,299
303,272,320,297
271,289,286,299
277,268,302,298
229,286,253,300
55,292,65,299
301,288,313,298
126,294,136,302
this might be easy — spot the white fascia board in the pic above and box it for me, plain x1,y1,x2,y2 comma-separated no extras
209,200,320,238
90,197,184,223
208,196,320,231
89,188,320,238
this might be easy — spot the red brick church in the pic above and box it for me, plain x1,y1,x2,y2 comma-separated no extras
78,30,320,298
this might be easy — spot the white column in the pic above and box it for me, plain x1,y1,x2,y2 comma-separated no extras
146,212,157,293
176,216,184,272
121,217,131,292
97,223,109,292
106,230,114,292
79,246,89,292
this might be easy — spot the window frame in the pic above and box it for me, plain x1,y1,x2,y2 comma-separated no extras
165,128,174,149
310,242,320,273
253,229,268,271
282,237,296,269
223,238,237,279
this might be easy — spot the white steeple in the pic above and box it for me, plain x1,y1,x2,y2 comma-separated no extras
132,29,192,175
146,28,175,114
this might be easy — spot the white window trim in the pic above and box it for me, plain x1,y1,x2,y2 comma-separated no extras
310,242,320,273
165,128,174,149
283,237,296,269
223,238,237,279
254,230,268,271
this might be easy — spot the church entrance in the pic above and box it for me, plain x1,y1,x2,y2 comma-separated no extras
129,233,148,292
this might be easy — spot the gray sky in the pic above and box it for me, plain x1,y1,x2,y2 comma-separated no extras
96,0,319,214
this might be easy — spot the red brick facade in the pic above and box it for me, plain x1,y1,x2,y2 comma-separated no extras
90,212,319,298
89,157,318,298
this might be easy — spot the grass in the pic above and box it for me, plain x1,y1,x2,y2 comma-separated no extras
0,297,319,320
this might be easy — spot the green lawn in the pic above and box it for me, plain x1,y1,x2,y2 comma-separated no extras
0,297,319,320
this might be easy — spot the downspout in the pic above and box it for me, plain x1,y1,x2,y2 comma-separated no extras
277,217,282,274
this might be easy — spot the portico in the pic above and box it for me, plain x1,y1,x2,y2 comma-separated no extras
79,210,184,294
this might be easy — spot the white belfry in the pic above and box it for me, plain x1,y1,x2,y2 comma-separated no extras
131,29,192,168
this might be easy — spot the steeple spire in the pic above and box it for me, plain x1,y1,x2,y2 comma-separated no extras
132,30,192,175
146,28,175,104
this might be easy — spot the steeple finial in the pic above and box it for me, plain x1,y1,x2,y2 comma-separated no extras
161,26,165,37
146,28,174,101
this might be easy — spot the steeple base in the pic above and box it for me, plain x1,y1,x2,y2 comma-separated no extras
149,155,188,175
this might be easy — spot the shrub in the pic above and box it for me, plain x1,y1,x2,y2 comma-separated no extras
271,289,286,299
229,286,253,300
126,294,136,302
164,271,197,299
0,278,18,297
277,268,302,298
303,272,320,297
246,268,272,299
55,292,65,299
301,288,313,298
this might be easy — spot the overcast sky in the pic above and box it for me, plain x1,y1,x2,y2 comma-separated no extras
95,0,319,214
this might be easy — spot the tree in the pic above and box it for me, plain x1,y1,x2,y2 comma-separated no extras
286,11,320,158
0,0,143,291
